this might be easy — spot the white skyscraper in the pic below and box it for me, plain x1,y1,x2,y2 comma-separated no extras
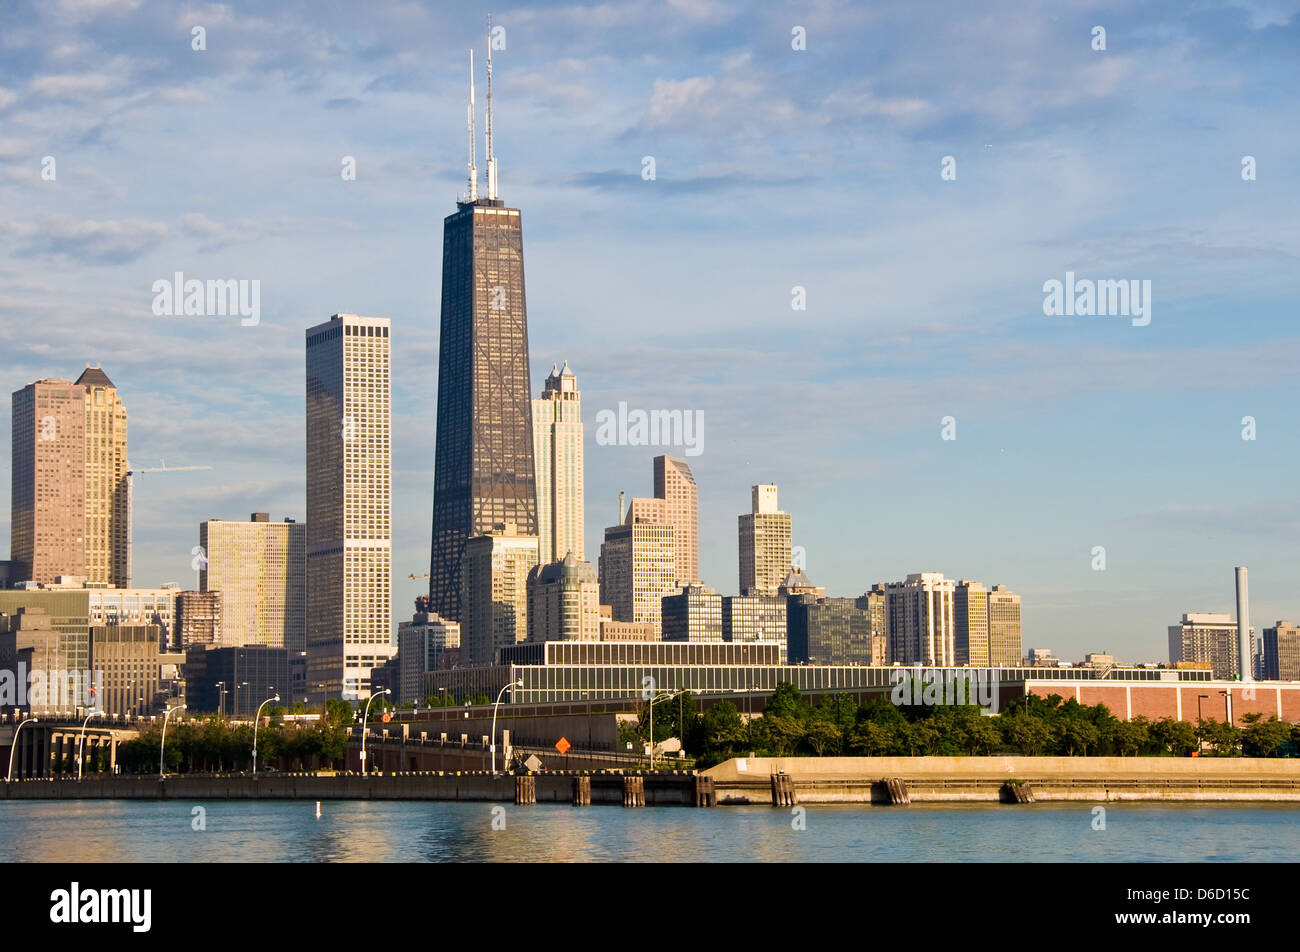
885,572,956,666
532,362,584,565
739,483,791,596
305,313,394,701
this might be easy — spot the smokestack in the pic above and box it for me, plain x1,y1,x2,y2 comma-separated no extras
618,491,625,525
1235,566,1252,682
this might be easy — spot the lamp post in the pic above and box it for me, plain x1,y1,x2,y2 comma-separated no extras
159,703,185,778
6,716,38,781
359,689,391,776
216,681,227,718
252,694,280,774
647,690,686,769
77,708,102,781
490,680,524,774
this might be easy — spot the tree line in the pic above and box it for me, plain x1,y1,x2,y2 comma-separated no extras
628,683,1300,768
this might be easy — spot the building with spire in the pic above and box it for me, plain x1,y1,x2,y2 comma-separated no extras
532,361,584,566
429,27,538,623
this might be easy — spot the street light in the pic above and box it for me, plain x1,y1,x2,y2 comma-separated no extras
252,694,281,774
490,680,525,774
647,689,686,769
6,716,39,781
216,681,227,718
159,703,185,778
77,708,103,781
359,689,392,776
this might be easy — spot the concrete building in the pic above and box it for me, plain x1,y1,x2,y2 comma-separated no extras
788,594,884,665
90,624,162,716
461,524,538,665
526,551,600,644
885,573,956,667
78,367,129,587
599,515,676,638
953,580,989,667
661,584,723,643
176,590,222,647
598,617,658,641
1262,621,1300,681
0,608,80,715
778,567,825,599
654,456,698,586
1168,612,1249,680
10,379,86,584
200,514,306,651
988,584,1023,667
532,362,584,565
722,594,787,646
738,484,791,596
397,610,460,703
305,313,394,701
88,587,178,650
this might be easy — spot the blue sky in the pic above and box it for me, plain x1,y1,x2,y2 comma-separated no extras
1,0,1297,662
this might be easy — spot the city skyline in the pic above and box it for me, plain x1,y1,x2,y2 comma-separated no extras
0,1,1297,664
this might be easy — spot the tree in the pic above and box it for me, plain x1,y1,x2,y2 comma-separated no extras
957,712,1000,755
764,682,807,721
1151,717,1198,756
1241,714,1291,757
804,718,843,757
1109,718,1150,757
1197,718,1241,757
1002,714,1050,756
1058,718,1100,756
903,720,941,756
848,720,897,756
763,715,806,756
701,701,747,757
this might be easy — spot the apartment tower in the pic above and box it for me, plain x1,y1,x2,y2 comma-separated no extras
200,513,306,651
305,313,394,700
532,361,584,565
654,455,697,586
738,483,791,596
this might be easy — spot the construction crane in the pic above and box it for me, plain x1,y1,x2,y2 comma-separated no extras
125,459,214,587
408,573,430,580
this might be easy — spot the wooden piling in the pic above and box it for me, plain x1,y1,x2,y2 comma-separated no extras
623,774,645,807
694,774,716,807
572,774,591,806
514,774,536,805
770,772,796,806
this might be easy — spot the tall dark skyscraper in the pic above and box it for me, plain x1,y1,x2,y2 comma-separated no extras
429,35,537,622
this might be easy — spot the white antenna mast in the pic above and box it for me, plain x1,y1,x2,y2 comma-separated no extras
467,48,478,202
485,13,498,200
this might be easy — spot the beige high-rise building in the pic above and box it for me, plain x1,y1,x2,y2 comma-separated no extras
662,583,723,642
953,580,990,667
599,515,677,638
78,367,129,587
11,368,129,588
91,624,162,717
200,514,306,651
739,484,791,596
462,523,539,665
987,584,1022,666
11,379,87,584
305,313,394,701
532,362,584,565
885,572,956,666
1169,612,1247,679
654,456,697,586
397,611,460,703
527,551,601,643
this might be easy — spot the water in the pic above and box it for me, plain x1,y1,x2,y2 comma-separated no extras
1,800,1296,862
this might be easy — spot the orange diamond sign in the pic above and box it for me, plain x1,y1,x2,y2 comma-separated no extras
555,736,571,755
381,712,391,723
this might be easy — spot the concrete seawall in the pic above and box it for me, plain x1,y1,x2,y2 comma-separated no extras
703,756,1300,803
0,771,703,805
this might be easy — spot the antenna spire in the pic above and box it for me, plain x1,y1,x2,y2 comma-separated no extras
485,13,498,200
466,48,478,202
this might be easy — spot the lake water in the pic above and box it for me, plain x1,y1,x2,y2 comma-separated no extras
2,800,1297,862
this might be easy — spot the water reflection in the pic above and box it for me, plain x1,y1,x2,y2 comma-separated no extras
0,801,1296,863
